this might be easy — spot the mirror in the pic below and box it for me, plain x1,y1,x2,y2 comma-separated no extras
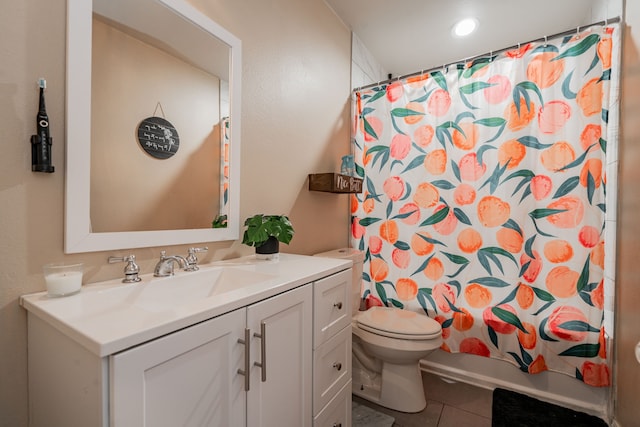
65,0,241,253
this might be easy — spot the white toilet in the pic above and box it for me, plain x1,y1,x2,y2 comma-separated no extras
315,248,442,413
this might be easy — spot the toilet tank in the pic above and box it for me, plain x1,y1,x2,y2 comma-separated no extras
314,248,364,316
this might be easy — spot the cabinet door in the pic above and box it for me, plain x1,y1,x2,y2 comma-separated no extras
110,308,246,427
247,284,313,427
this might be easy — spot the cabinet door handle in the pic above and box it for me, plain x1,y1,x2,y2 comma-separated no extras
237,328,251,391
333,362,342,371
332,423,342,427
253,322,267,382
333,302,343,310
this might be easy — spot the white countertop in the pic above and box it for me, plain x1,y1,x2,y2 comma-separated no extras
20,254,351,357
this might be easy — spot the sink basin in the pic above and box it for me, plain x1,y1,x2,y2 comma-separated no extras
133,267,276,311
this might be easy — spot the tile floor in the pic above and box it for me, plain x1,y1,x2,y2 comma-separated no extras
353,371,494,427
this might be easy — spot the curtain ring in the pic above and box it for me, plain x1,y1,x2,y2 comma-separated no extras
544,35,548,46
489,50,493,62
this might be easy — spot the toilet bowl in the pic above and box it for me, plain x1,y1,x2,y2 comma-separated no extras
314,248,442,413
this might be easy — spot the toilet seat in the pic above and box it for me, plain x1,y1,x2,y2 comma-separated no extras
356,307,441,340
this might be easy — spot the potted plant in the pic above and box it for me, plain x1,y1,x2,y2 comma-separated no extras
242,214,294,259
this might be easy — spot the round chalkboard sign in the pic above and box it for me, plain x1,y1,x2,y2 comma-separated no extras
137,116,180,159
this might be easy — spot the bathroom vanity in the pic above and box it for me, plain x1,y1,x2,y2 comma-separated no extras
21,254,352,427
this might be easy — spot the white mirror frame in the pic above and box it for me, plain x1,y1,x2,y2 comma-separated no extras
65,0,241,253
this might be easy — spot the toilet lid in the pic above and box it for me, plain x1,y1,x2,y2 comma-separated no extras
356,307,442,340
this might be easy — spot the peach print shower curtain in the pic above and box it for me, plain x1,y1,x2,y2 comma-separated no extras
350,25,619,386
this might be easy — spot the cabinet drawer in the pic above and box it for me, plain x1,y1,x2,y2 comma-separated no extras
313,325,351,414
313,380,352,427
314,269,351,348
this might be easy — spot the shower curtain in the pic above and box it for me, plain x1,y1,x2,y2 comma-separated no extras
350,24,619,386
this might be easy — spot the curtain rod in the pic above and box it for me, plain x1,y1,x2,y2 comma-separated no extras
354,16,621,92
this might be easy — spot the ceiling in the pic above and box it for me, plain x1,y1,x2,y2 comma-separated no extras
323,0,610,77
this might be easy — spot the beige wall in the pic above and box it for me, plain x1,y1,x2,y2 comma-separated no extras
3,1,639,426
91,17,222,232
616,3,640,425
0,0,351,425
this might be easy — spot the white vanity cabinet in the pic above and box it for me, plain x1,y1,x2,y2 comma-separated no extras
312,269,352,427
110,284,312,427
110,308,247,426
22,255,352,427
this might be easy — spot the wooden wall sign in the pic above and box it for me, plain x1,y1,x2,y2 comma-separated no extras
308,173,363,193
137,116,180,159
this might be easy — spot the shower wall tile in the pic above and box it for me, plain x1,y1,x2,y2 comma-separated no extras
351,32,388,89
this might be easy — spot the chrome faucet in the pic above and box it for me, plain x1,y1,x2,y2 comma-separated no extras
154,251,189,277
185,246,208,271
108,254,142,283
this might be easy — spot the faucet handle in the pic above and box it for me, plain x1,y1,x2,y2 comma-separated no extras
108,254,142,283
186,247,208,271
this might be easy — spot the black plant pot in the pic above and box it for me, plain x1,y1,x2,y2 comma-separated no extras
255,236,279,255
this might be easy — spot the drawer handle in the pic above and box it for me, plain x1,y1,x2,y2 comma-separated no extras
253,322,267,382
333,302,343,310
237,328,251,391
332,423,342,427
333,362,342,371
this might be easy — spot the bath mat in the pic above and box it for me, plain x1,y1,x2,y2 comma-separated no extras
352,400,395,427
492,388,607,427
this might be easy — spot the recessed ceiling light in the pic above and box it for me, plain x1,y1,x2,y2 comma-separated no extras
452,18,478,37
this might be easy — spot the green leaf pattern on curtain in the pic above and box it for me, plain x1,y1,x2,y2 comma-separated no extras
351,25,618,387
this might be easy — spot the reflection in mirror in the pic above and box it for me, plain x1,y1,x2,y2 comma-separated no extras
65,0,241,253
